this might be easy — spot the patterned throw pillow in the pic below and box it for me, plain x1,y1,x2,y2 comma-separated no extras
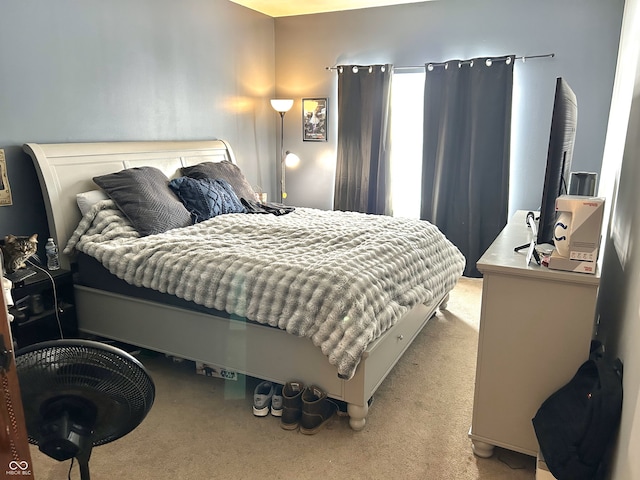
180,161,258,201
169,177,246,223
93,167,192,236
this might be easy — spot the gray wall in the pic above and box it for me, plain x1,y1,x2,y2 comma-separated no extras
597,0,640,477
0,0,624,243
274,0,624,213
0,0,276,256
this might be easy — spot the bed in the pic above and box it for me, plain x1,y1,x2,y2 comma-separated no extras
24,139,465,430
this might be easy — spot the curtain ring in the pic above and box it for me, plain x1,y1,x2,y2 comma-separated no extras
485,58,493,67
369,66,373,73
381,65,386,72
338,66,343,74
470,60,474,67
444,62,449,70
506,56,512,65
458,61,462,68
352,66,359,73
427,63,434,71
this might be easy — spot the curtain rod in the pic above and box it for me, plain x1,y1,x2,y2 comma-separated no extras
325,53,555,71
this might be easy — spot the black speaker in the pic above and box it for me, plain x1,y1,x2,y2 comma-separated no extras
569,172,597,196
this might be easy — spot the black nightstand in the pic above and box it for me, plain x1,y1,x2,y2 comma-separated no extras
8,268,78,348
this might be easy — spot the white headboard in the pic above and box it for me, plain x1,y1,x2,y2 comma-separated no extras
23,140,236,269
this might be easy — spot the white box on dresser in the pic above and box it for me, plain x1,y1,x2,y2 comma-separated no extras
468,210,600,458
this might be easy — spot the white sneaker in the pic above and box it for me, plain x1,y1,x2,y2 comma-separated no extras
253,381,274,417
271,384,284,417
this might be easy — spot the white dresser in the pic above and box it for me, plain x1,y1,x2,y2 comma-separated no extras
468,210,600,458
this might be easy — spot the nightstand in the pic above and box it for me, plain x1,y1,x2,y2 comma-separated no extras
8,268,78,348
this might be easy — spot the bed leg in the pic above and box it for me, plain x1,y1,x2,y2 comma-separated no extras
439,293,450,310
347,402,368,431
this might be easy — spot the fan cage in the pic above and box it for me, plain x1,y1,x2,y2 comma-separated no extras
16,339,155,447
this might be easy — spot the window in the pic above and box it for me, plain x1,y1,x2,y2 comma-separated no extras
390,72,425,219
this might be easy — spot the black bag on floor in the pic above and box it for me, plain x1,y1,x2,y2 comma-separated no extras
532,341,623,480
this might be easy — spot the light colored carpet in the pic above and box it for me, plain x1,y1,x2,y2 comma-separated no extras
29,277,536,479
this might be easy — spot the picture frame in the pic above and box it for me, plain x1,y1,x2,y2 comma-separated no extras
302,98,328,142
0,149,13,206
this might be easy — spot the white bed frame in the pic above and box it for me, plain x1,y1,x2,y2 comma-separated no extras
24,140,449,430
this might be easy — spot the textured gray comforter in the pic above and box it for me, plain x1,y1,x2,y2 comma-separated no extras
65,200,465,379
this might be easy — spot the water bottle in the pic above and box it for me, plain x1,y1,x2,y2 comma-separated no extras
45,237,60,270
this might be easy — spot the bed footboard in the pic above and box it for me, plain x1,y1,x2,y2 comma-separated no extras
74,285,443,430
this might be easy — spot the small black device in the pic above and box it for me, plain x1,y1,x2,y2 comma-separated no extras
4,267,37,284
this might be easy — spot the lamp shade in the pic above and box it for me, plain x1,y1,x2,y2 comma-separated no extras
270,99,294,113
284,151,300,168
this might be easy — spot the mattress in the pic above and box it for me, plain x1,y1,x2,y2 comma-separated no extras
75,252,231,319
65,200,465,378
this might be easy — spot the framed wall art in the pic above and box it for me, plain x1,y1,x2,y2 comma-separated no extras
302,98,328,142
0,149,13,206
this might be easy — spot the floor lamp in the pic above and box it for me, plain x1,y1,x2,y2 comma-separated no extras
270,99,294,203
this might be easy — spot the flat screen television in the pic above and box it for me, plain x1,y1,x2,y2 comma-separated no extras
537,77,578,246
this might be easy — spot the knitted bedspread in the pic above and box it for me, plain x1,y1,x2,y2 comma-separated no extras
65,200,465,379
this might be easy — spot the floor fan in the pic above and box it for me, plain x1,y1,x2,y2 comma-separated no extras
15,339,155,480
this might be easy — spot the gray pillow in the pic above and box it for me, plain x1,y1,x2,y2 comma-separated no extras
93,166,192,236
180,161,258,201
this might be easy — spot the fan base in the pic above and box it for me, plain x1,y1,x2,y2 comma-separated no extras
39,396,96,462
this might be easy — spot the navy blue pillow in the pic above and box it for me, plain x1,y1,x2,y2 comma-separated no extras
169,177,246,223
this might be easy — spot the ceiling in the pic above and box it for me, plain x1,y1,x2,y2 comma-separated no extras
228,0,429,17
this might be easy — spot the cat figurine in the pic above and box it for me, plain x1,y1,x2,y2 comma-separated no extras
1,234,38,273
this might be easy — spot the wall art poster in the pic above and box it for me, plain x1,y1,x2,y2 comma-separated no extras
0,149,13,206
303,98,328,141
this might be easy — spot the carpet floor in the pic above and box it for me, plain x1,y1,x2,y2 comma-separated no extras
29,277,536,479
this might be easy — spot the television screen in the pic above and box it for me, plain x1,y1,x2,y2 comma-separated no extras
537,77,578,246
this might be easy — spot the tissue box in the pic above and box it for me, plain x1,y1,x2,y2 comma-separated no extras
547,250,598,274
547,195,604,274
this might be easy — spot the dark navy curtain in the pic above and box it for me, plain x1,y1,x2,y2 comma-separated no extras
420,56,514,277
334,64,392,215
